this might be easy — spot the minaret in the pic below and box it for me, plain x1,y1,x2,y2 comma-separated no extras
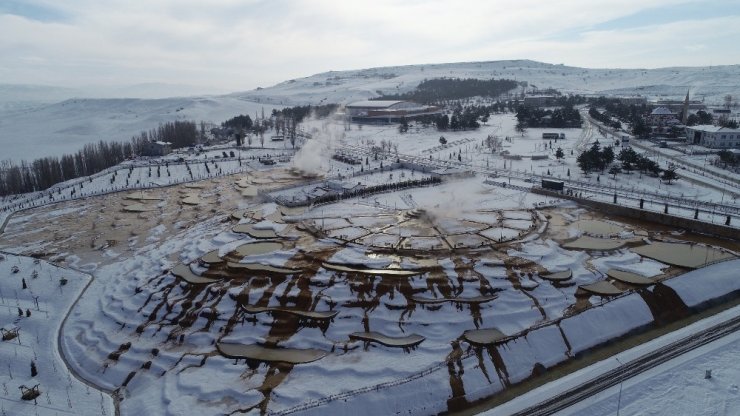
681,89,690,124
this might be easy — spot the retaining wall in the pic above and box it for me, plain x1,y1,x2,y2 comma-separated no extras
532,188,738,240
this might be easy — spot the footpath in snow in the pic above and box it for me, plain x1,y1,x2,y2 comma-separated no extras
0,252,115,415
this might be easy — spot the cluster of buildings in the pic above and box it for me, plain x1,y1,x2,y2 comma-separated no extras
646,108,739,149
636,92,740,149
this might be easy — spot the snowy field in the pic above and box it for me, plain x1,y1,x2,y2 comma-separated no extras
0,96,283,161
566,331,740,416
238,60,740,107
0,78,738,415
300,112,740,224
2,163,738,415
483,302,740,416
5,59,740,163
0,252,115,415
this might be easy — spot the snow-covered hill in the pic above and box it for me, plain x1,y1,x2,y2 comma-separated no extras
232,59,740,106
3,59,739,162
0,82,230,106
0,96,281,161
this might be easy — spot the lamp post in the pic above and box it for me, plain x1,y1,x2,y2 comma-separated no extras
615,357,624,416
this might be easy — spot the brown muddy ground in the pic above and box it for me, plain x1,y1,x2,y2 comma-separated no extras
0,169,307,266
3,172,739,415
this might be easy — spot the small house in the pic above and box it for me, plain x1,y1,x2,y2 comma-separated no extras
142,140,172,157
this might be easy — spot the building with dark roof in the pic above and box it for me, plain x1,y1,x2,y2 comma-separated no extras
142,140,172,157
345,100,441,123
649,107,679,124
523,95,558,107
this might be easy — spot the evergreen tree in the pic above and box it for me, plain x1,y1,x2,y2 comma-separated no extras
515,120,527,135
696,110,713,125
398,117,409,133
609,165,621,179
631,118,650,138
577,151,594,173
662,165,679,184
601,146,615,167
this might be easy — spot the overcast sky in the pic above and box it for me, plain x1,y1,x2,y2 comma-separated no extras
1,0,738,93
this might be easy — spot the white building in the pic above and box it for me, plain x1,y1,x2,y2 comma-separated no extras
685,125,740,149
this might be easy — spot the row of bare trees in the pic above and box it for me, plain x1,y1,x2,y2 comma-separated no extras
0,121,198,196
131,120,199,149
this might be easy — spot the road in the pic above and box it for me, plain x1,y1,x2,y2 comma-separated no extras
583,111,740,197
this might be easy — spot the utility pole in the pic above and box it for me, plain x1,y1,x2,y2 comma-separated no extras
615,357,624,416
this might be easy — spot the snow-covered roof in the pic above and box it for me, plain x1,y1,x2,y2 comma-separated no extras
687,125,740,133
154,141,172,146
308,187,331,198
650,107,675,116
346,100,404,108
431,167,469,175
343,183,365,190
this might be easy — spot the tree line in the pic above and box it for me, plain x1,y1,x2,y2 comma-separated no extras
716,149,740,168
516,105,582,129
220,104,338,148
376,78,520,103
0,120,198,196
586,96,736,137
131,120,199,149
589,107,622,130
221,104,339,133
272,104,338,123
410,104,496,131
576,141,673,182
585,97,650,137
576,141,615,174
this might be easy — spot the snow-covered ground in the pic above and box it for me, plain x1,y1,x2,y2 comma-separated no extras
237,60,740,106
299,112,739,227
0,252,115,415
0,96,283,161
0,146,297,234
483,302,740,416
0,62,738,416
5,59,740,163
2,163,737,415
566,330,740,416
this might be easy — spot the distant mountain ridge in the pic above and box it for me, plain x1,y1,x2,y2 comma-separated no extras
232,59,740,106
2,59,739,162
0,82,228,106
0,96,281,162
